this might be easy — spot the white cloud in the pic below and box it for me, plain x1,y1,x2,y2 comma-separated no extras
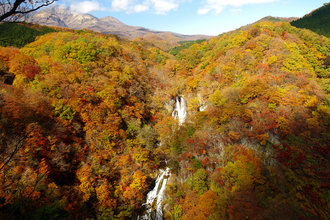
133,4,149,12
110,0,180,14
111,0,133,11
197,8,211,15
198,0,277,15
70,1,105,13
148,0,178,14
133,2,149,13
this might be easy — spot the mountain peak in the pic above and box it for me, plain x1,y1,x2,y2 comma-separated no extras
28,6,211,48
29,5,99,29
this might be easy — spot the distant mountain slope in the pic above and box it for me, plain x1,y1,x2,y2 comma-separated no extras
291,3,330,37
226,16,298,35
27,5,211,48
259,16,297,22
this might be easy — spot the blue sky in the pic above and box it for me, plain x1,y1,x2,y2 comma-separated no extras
59,0,329,36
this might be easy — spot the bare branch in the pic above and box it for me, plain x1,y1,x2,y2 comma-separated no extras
0,0,56,21
15,0,55,14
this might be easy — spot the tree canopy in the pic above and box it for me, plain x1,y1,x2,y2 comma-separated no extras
0,19,329,219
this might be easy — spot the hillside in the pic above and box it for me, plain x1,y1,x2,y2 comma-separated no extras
291,3,330,37
0,19,329,220
0,22,56,48
161,21,329,219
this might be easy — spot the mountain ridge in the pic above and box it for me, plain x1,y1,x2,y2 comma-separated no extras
259,16,297,22
27,5,211,45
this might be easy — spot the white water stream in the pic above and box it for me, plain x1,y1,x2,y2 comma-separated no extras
141,167,171,220
172,96,187,125
140,97,186,219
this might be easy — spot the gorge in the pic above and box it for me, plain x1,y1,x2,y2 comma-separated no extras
0,4,328,219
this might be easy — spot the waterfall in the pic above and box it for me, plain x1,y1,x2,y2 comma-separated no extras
140,96,187,219
199,105,206,111
155,167,170,217
140,168,171,220
172,96,187,125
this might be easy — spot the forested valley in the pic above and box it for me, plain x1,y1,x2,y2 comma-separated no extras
0,10,329,220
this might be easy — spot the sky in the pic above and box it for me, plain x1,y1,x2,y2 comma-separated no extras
57,0,329,36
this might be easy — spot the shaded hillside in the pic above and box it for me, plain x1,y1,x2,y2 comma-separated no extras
0,20,329,219
291,3,330,37
0,22,56,48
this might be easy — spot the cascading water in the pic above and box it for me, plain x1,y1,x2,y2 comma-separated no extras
155,167,171,217
140,168,171,220
140,96,187,219
172,96,187,125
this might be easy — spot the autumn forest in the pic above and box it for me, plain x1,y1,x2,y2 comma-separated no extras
0,3,329,220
